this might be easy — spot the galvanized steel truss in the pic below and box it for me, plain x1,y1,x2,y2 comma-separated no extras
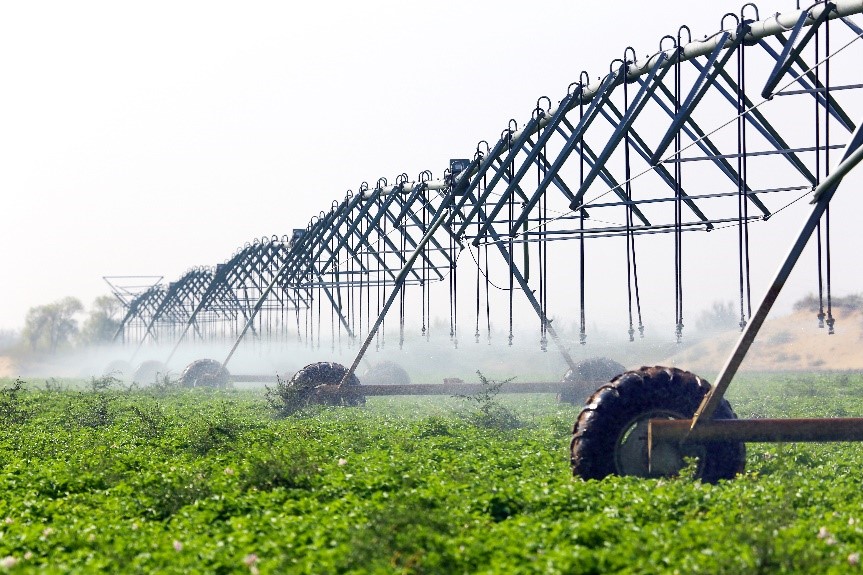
114,1,863,377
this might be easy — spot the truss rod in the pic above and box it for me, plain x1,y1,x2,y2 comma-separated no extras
664,143,847,163
322,2,863,205
777,82,863,94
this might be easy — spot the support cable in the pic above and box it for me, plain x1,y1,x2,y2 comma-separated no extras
316,281,321,350
826,8,836,334
578,74,588,345
674,37,685,343
331,271,336,352
420,187,428,339
449,197,458,349
399,191,407,349
485,219,491,345
475,155,483,344
376,202,382,352
425,187,432,341
621,54,645,341
736,21,754,330
507,130,515,346
295,286,301,343
536,102,549,352
816,17,827,328
380,191,387,349
364,208,370,345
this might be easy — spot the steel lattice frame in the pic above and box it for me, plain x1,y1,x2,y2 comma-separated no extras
114,1,863,377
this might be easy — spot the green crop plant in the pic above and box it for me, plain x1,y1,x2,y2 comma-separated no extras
454,371,522,431
0,374,860,572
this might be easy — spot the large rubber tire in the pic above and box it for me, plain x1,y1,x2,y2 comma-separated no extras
571,366,745,483
103,360,132,381
289,362,365,406
558,357,626,405
133,360,168,385
362,361,410,386
179,359,230,388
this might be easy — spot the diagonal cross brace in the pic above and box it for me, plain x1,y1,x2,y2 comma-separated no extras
576,54,671,200
758,36,856,132
455,115,543,236
649,32,737,165
473,129,582,244
555,126,651,225
504,72,621,230
711,62,819,185
458,90,579,240
761,6,832,98
644,79,771,218
598,101,719,223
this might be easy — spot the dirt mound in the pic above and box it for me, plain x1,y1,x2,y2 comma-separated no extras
0,356,14,378
663,308,863,374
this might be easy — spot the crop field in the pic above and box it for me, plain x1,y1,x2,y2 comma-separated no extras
2,372,863,573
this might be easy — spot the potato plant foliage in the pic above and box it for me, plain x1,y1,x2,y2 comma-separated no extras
1,373,863,573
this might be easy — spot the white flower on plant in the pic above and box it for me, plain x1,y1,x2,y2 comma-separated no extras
173,540,183,552
818,527,831,540
244,554,258,566
338,458,347,466
42,527,54,537
23,552,32,561
849,552,861,566
224,467,235,476
0,556,18,569
3,518,11,525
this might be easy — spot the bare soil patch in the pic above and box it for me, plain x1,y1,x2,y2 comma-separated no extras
664,308,863,375
0,356,15,378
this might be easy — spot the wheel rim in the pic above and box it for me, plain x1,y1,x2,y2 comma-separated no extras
614,409,702,478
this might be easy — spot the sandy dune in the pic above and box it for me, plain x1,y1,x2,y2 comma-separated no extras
663,307,863,375
0,356,15,378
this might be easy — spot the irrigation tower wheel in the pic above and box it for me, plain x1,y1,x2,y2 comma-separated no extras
179,359,231,388
558,357,626,405
289,361,365,406
132,360,168,385
571,366,745,483
102,360,132,381
362,361,410,385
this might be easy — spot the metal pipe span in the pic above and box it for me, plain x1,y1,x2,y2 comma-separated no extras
230,375,582,396
360,0,863,201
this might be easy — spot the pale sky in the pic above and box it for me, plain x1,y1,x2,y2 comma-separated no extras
2,0,861,336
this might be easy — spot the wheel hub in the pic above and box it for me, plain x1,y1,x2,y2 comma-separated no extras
615,409,698,477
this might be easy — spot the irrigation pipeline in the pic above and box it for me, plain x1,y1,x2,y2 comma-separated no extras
348,0,863,201
112,0,863,379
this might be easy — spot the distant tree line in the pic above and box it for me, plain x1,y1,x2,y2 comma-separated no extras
793,293,863,312
693,292,863,335
694,300,739,333
12,292,862,354
20,295,122,354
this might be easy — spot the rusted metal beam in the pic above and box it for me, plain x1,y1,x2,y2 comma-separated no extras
360,382,568,396
650,418,863,444
229,376,587,396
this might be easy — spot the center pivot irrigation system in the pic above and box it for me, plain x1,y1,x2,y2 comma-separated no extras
106,0,863,481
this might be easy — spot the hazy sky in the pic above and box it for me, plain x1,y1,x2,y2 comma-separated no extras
2,0,860,335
